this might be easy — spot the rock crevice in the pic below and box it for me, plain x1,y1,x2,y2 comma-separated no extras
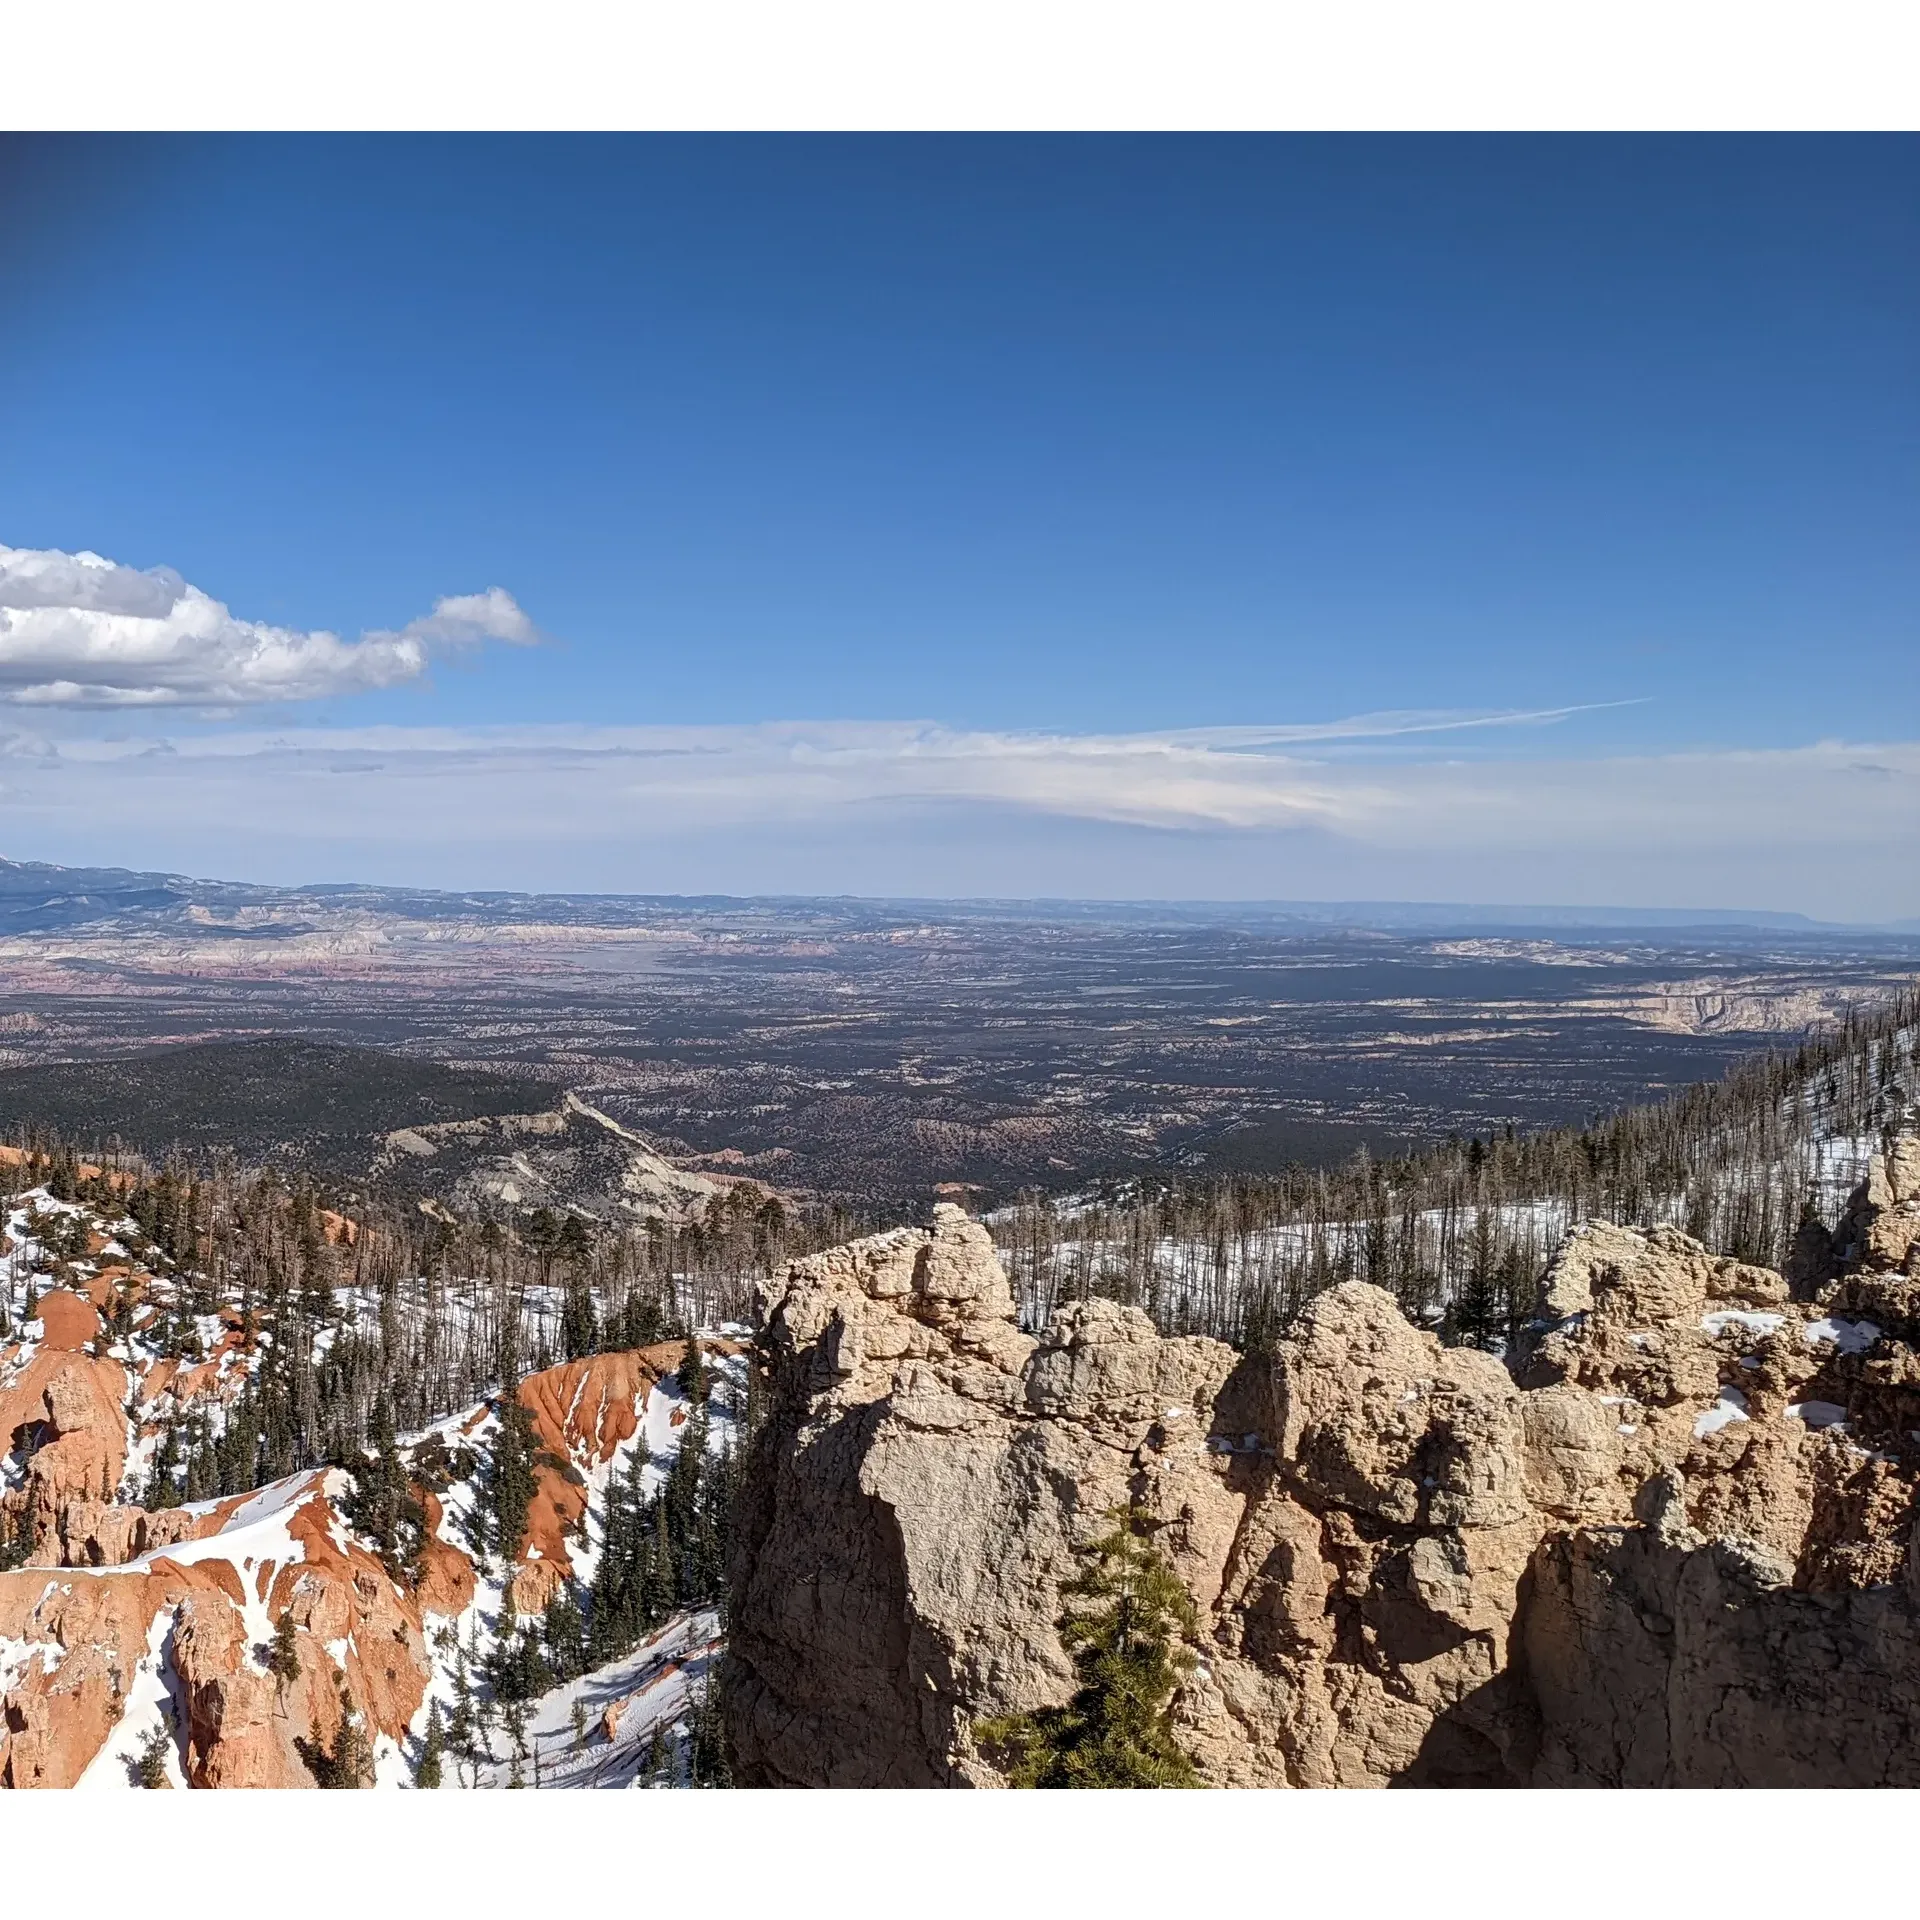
727,1153,1920,1788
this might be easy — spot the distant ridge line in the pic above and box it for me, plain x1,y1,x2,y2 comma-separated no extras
0,853,1904,934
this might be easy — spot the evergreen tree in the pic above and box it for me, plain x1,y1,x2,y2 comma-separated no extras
975,1511,1200,1789
487,1617,550,1704
333,1705,374,1788
416,1699,445,1789
183,1413,217,1503
266,1608,301,1687
687,1674,733,1787
542,1585,587,1684
664,1403,706,1546
448,1645,475,1758
641,1510,676,1624
342,1391,425,1578
680,1333,708,1407
588,1441,657,1663
145,1417,184,1509
618,1285,664,1349
134,1719,173,1788
298,1681,374,1787
491,1400,537,1563
561,1268,597,1363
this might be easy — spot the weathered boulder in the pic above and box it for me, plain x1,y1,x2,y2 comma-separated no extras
0,1334,130,1543
728,1142,1920,1788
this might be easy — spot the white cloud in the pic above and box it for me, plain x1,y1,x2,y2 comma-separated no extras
5,717,1917,920
0,545,538,707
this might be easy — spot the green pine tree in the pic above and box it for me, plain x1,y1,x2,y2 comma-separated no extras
680,1334,708,1407
144,1417,184,1510
975,1510,1201,1789
491,1392,538,1562
416,1699,445,1789
298,1680,374,1787
134,1718,173,1788
687,1673,733,1787
542,1586,586,1683
448,1646,474,1756
266,1608,301,1687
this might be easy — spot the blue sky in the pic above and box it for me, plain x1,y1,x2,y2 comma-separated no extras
0,135,1914,912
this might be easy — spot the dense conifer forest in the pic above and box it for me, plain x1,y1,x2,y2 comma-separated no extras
0,1162,844,1489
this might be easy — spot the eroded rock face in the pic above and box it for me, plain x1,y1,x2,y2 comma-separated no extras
0,1471,444,1789
725,1205,1232,1785
0,1338,130,1543
728,1150,1920,1788
507,1344,680,1615
0,1342,689,1788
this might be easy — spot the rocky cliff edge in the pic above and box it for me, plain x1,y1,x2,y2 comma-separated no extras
727,1141,1920,1787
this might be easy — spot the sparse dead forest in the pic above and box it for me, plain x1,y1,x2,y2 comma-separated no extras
991,985,1920,1351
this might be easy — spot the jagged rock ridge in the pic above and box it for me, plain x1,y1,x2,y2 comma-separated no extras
1,1207,731,1789
726,1139,1920,1786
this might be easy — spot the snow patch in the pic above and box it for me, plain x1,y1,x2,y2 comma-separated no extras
1788,1400,1850,1430
1694,1387,1751,1438
76,1608,187,1789
1802,1317,1882,1356
1700,1310,1786,1343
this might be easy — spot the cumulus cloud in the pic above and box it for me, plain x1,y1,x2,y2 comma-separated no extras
0,545,538,707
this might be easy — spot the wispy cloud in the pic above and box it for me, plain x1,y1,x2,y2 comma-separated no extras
0,546,538,707
12,718,1916,868
1154,700,1650,749
0,567,1909,915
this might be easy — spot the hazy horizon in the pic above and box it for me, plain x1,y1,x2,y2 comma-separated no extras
3,136,1914,917
7,845,1918,933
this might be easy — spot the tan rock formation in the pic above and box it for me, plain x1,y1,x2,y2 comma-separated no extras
726,1205,1232,1785
728,1148,1920,1788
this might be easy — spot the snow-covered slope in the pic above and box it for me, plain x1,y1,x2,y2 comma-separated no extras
1,1179,745,1789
